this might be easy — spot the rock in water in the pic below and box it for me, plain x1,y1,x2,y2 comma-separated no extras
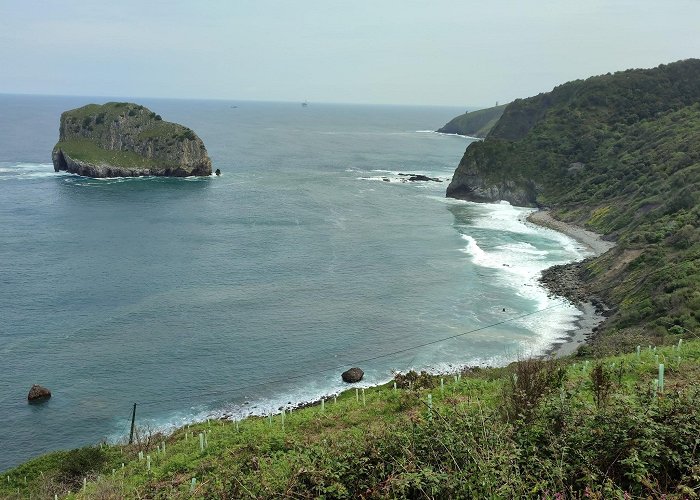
341,367,364,383
52,102,212,178
27,384,51,402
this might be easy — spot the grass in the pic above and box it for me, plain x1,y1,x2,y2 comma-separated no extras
54,140,177,171
3,337,699,498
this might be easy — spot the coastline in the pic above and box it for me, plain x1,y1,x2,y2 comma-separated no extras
526,209,615,357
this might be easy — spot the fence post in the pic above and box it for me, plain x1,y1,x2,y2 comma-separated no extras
129,403,137,444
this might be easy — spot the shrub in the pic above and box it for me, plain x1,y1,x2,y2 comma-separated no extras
57,446,107,486
503,358,566,422
590,363,613,408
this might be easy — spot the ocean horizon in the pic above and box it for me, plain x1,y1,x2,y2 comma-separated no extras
0,95,588,471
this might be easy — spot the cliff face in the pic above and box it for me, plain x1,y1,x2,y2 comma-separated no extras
446,59,700,206
52,102,212,177
446,58,700,347
436,104,507,138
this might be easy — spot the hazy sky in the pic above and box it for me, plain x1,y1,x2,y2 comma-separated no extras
2,0,699,106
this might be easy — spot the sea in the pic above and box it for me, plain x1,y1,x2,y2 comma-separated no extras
0,94,589,471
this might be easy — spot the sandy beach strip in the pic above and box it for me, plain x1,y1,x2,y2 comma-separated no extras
527,210,615,256
526,210,615,357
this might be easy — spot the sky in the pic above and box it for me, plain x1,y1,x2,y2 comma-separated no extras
1,0,699,107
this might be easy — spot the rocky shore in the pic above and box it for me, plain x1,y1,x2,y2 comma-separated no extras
526,210,616,357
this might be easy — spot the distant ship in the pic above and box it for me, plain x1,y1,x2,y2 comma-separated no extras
301,101,308,107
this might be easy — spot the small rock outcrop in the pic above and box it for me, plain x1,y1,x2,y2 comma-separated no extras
27,384,51,402
341,367,364,383
52,102,212,178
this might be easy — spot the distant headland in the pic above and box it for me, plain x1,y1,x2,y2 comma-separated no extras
52,102,212,178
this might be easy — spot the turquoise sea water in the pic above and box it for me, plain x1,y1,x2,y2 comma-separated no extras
0,95,588,471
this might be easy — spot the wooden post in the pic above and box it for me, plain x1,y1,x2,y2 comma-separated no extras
129,403,137,445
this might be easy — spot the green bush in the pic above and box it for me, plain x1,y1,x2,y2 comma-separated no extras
57,446,107,486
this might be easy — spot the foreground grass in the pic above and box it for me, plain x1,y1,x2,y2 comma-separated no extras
3,338,699,499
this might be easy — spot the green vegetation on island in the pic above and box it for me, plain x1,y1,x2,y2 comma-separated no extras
52,102,212,177
446,59,700,351
436,103,507,137
3,340,698,498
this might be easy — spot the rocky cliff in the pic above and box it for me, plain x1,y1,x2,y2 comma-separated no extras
52,102,212,178
436,103,506,138
446,59,700,348
446,59,700,206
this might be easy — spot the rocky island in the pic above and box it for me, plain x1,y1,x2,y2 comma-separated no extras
52,102,212,178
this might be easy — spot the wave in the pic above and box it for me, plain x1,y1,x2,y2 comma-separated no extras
415,130,482,140
458,215,585,356
355,169,451,185
0,163,66,180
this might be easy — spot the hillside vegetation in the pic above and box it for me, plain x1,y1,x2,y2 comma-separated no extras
53,102,211,176
3,340,699,498
436,103,507,137
446,59,700,349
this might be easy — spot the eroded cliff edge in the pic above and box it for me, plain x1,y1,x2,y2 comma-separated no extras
52,102,212,178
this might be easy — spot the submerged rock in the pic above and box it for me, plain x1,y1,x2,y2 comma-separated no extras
341,367,364,383
27,384,51,402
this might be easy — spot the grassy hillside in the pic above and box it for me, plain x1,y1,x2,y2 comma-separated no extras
447,59,700,348
3,340,698,498
436,104,507,137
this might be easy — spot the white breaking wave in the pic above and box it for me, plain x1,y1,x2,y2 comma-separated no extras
415,130,480,140
458,202,588,356
0,163,65,180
